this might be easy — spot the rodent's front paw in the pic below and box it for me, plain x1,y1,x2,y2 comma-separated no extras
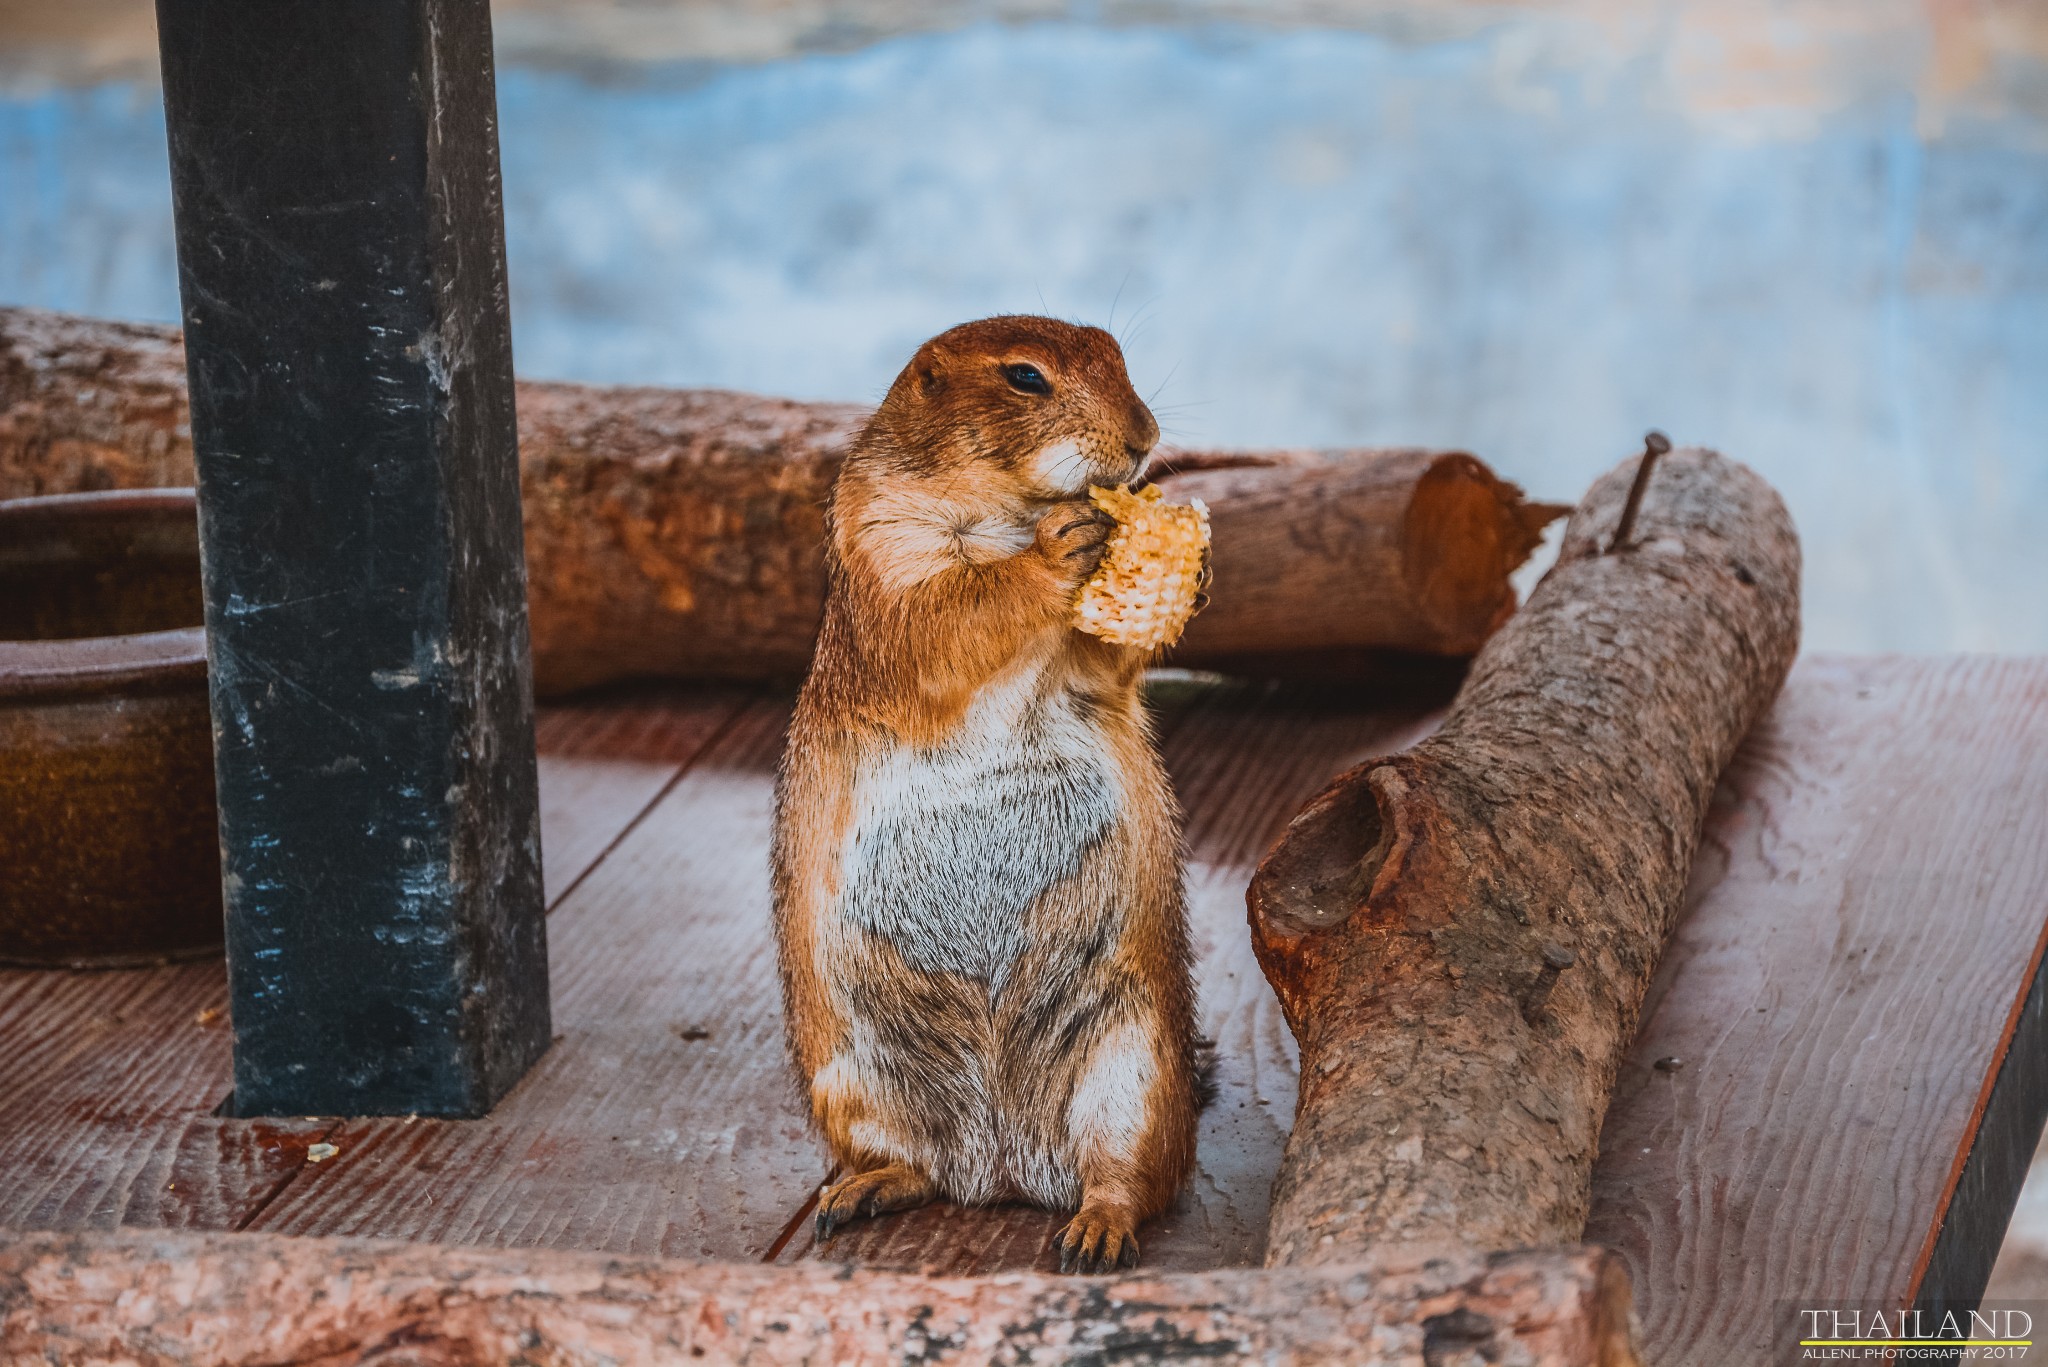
1036,501,1115,581
1055,1202,1141,1274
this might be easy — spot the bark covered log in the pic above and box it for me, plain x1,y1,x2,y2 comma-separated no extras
1,306,1562,695
1249,447,1800,1268
0,1229,1638,1367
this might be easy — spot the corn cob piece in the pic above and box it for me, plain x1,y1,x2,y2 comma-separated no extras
1072,483,1211,650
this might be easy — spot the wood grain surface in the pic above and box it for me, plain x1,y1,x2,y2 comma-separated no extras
1918,903,2048,1316
0,685,747,1241
530,684,754,904
0,962,324,1233
1585,655,2048,1364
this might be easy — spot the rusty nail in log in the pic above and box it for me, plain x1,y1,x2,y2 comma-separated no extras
1521,942,1577,1024
1608,431,1671,552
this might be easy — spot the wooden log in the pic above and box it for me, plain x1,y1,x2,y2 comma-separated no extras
0,307,1564,696
1160,447,1562,673
0,1229,1640,1366
1248,447,1800,1268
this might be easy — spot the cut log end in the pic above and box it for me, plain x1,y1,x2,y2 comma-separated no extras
1403,452,1570,653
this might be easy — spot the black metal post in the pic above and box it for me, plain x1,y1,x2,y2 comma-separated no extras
155,0,550,1116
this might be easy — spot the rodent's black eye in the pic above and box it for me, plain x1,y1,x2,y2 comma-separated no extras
1002,363,1051,396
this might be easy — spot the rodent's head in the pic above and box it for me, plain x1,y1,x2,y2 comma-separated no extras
866,316,1160,499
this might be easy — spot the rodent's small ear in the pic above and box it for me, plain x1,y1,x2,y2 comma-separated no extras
917,363,942,396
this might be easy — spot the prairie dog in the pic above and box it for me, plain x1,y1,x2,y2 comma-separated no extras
770,316,1200,1273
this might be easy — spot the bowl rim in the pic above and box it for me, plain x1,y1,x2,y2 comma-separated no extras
0,487,208,703
0,486,200,522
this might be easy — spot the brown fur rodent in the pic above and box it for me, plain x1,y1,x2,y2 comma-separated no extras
769,315,1200,1273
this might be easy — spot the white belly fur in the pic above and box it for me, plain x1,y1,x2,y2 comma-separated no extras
832,656,1123,990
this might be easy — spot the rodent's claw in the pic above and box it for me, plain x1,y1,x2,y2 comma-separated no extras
1058,510,1112,539
1054,1204,1141,1275
812,1164,935,1246
1060,516,1114,561
1037,501,1115,579
815,1197,850,1245
814,1202,840,1243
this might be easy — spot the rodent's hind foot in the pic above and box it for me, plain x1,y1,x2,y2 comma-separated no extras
1055,1202,1141,1275
813,1164,935,1243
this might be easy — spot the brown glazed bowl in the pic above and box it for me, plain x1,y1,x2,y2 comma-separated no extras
0,489,223,966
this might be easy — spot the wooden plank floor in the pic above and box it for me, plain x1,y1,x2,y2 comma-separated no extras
0,656,2042,1366
1587,655,2048,1363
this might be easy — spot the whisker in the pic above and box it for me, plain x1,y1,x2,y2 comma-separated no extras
1124,298,1161,347
1147,446,1187,476
1145,359,1182,407
1109,269,1134,338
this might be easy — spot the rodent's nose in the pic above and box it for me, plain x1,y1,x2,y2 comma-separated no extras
1126,402,1160,459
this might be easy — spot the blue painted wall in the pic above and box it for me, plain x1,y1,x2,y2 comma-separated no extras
3,19,2043,651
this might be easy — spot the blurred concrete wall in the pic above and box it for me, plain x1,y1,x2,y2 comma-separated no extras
2,0,2044,651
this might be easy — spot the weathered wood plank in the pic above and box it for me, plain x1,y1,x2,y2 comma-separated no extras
1585,655,2048,1363
1917,905,2048,1318
243,699,825,1262
0,688,737,1239
1919,913,2048,1318
532,685,753,905
0,962,326,1233
782,682,1449,1273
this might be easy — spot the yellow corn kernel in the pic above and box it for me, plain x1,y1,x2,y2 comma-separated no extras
1073,483,1211,650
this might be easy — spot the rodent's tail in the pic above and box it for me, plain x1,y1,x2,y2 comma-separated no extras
1193,1035,1221,1111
